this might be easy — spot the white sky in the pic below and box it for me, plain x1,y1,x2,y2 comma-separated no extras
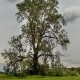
0,0,80,71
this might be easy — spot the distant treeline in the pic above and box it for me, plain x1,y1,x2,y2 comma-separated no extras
0,71,4,74
68,67,80,74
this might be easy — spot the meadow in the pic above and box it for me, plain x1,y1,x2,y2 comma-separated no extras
0,74,80,80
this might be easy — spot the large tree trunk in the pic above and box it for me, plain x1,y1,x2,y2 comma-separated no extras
33,53,38,62
32,48,40,74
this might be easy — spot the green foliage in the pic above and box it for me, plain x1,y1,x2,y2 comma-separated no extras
57,68,79,76
1,0,70,76
70,71,79,76
76,68,80,74
38,64,49,76
18,72,27,77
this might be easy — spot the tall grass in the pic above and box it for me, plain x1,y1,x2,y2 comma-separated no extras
0,74,80,80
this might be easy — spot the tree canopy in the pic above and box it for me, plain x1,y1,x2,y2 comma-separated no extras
1,0,69,75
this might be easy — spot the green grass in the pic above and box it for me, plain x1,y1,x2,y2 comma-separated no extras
0,74,80,80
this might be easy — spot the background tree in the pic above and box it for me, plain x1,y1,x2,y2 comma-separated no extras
1,36,27,75
1,0,69,75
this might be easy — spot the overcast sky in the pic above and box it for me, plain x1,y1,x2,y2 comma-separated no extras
0,0,80,71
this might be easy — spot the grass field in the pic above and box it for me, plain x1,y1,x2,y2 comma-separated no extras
0,74,80,80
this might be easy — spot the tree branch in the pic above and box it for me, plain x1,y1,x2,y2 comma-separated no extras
42,35,56,39
38,53,54,58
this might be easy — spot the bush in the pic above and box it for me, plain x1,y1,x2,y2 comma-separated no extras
71,71,79,76
64,69,71,76
47,70,55,76
17,70,27,77
63,69,79,76
39,65,49,76
54,69,64,76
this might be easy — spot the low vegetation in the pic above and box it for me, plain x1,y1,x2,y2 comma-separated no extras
0,74,80,80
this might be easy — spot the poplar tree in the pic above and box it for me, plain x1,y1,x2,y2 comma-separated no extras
1,0,69,74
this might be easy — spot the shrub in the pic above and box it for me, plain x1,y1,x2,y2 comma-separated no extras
54,69,64,76
71,71,79,76
39,65,49,76
18,72,27,77
63,69,79,76
47,70,55,76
